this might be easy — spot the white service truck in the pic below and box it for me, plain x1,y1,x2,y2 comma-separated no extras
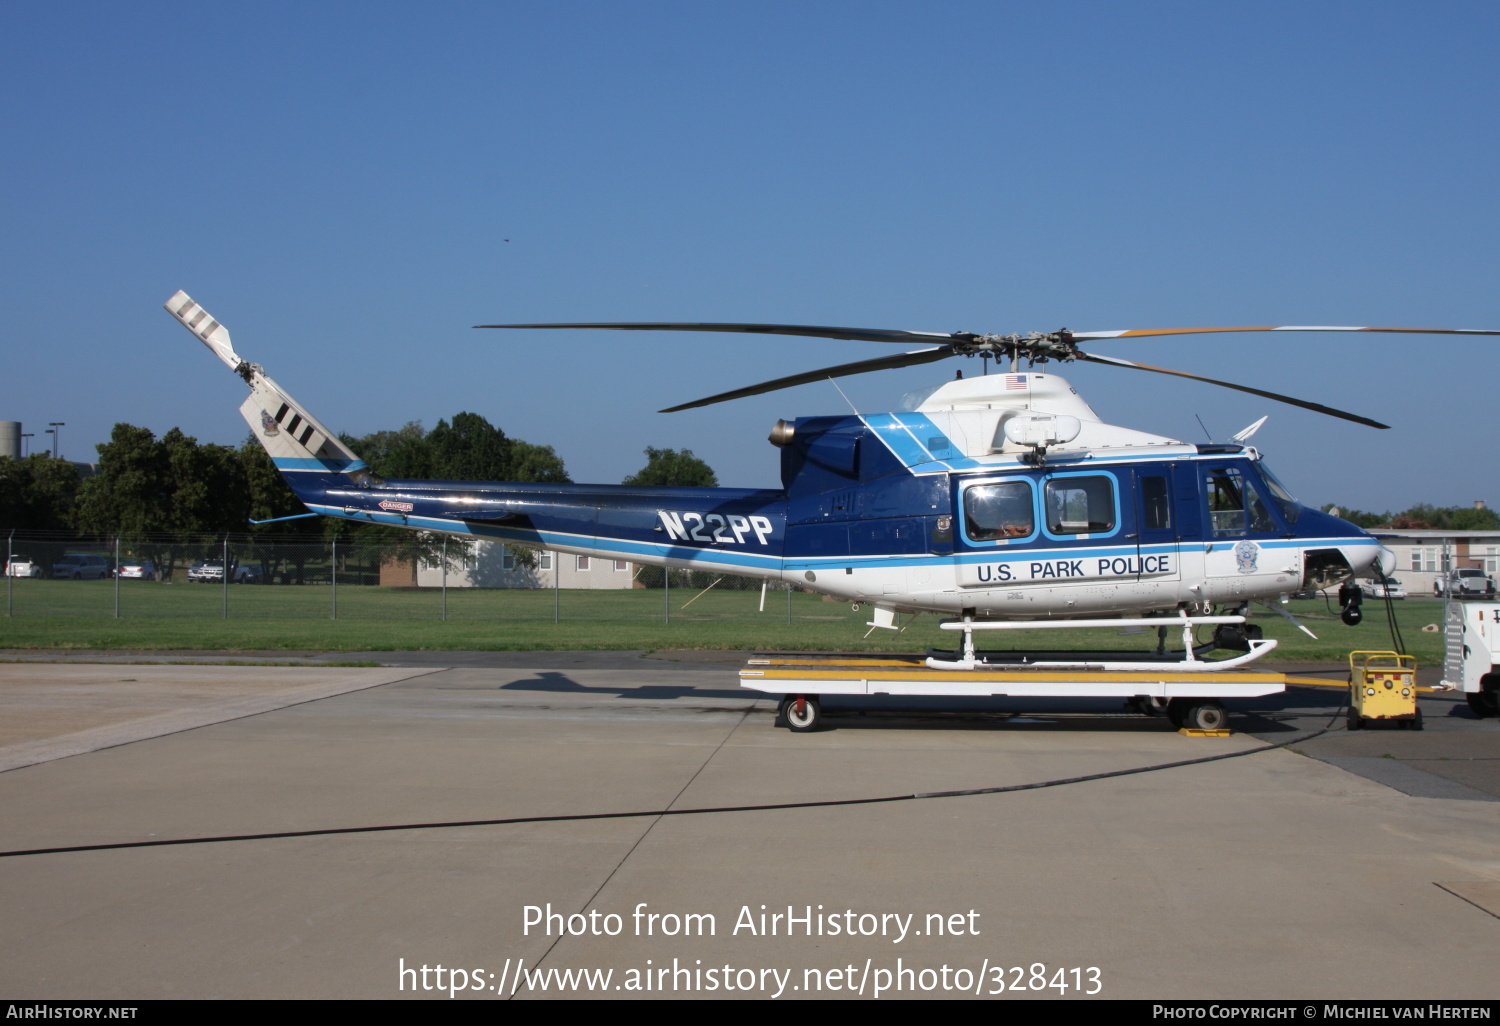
1443,601,1500,717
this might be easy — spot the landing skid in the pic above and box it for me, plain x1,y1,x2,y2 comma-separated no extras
925,614,1275,672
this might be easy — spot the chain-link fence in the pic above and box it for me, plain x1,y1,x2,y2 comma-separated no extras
0,529,824,624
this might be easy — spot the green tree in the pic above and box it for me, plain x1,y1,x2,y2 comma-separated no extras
1385,503,1500,530
0,454,80,531
1448,506,1500,530
347,421,434,479
71,424,260,581
621,447,718,488
428,412,511,481
509,439,570,483
1321,504,1388,529
162,429,247,536
73,425,179,578
73,425,170,536
1321,502,1500,531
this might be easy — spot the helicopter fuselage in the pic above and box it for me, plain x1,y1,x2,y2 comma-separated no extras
275,370,1380,621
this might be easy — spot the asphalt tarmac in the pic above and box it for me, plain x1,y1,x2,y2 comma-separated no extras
0,652,1496,1000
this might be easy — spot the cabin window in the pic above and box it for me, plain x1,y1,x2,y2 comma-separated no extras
1044,476,1115,535
964,480,1035,541
1141,476,1171,530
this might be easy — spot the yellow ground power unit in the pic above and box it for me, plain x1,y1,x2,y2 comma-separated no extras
1347,651,1420,730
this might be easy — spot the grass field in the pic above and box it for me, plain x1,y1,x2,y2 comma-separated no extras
0,578,1448,663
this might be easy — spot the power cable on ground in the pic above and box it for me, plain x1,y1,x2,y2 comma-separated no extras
0,726,1328,860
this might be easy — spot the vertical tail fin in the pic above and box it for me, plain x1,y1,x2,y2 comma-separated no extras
165,291,376,484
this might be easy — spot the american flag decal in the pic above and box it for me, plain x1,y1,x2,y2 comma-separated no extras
1004,374,1028,390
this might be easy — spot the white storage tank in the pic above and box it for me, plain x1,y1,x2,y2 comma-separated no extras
0,422,20,460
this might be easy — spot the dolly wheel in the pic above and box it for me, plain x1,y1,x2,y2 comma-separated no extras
1347,709,1362,731
1411,708,1424,731
784,695,821,733
1181,701,1227,731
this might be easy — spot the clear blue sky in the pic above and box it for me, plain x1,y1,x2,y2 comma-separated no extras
3,1,1496,513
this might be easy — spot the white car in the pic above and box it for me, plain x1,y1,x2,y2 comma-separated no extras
188,559,260,583
5,556,43,578
1358,574,1406,600
116,561,158,580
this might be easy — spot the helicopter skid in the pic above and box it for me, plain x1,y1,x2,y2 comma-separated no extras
925,614,1272,672
922,640,1277,673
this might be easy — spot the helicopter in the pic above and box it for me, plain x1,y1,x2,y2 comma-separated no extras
167,292,1498,674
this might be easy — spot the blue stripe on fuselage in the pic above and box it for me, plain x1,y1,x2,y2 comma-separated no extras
273,457,369,472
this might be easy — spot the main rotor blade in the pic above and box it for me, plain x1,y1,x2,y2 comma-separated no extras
1075,352,1389,429
475,321,961,345
660,347,955,413
1071,325,1500,341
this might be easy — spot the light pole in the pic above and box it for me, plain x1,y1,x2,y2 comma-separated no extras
20,433,32,457
46,423,64,459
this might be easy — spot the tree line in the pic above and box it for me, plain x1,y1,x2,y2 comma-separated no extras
2,411,716,582
1321,503,1500,531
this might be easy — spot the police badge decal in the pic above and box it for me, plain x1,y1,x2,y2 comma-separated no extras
1234,540,1260,574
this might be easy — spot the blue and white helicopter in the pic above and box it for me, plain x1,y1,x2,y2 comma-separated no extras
168,292,1496,679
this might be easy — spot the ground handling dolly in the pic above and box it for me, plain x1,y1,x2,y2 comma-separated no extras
744,653,1288,735
1347,650,1420,731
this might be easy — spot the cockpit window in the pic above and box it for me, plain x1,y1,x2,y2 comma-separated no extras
1207,469,1246,536
1207,466,1281,536
964,480,1034,541
1255,463,1302,526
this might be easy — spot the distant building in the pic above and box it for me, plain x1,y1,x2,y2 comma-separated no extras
1372,529,1500,594
383,542,638,589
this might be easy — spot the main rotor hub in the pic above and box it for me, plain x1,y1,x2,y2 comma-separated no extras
952,331,1079,362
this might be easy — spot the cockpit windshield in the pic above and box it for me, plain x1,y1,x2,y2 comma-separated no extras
1254,463,1302,526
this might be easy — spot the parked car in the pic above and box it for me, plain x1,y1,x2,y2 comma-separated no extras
5,556,44,578
187,559,260,583
51,554,114,580
1435,568,1497,598
1358,574,1406,600
115,561,158,581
